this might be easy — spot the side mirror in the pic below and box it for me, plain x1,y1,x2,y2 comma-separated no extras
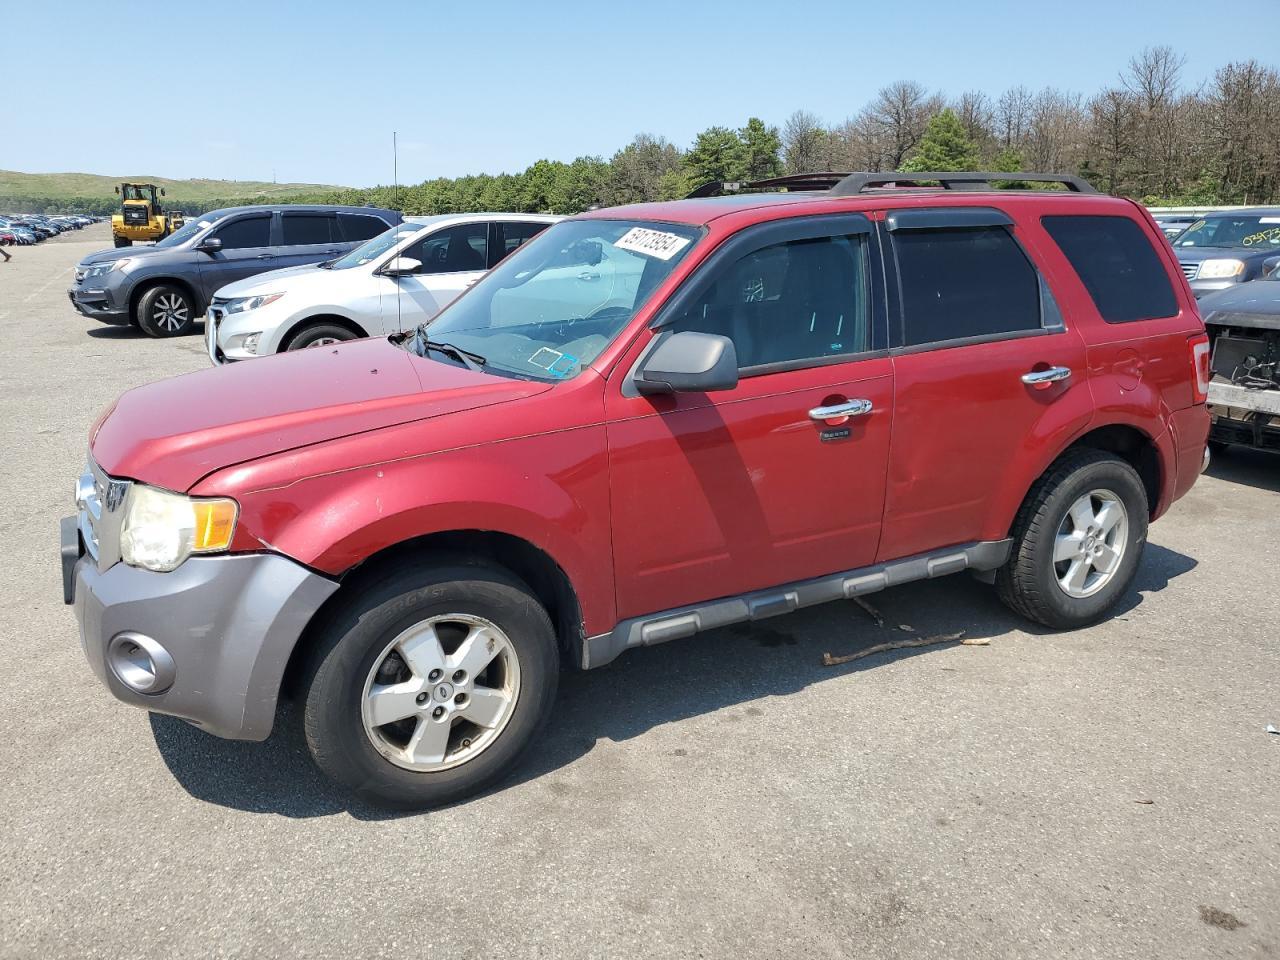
382,256,422,277
114,186,120,195
635,331,738,395
196,237,222,253
160,188,166,197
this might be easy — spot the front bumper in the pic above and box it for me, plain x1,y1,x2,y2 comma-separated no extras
65,521,339,740
67,280,130,325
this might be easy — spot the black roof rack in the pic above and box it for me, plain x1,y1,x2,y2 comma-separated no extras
686,170,1096,200
831,171,1096,195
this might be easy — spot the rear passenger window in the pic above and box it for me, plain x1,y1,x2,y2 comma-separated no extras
669,234,869,369
494,221,549,264
282,213,338,246
1042,215,1178,323
339,213,389,242
892,227,1041,346
212,215,271,250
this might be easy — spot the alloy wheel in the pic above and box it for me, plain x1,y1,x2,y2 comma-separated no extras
1053,489,1128,599
152,293,189,332
360,613,521,772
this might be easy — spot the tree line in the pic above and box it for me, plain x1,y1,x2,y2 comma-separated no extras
11,48,1279,217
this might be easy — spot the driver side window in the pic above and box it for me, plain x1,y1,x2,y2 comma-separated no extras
212,215,271,250
405,223,488,275
668,233,869,369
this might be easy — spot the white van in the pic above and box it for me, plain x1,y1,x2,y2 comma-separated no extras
206,212,560,363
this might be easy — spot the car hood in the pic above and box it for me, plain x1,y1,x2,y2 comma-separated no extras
214,263,335,298
1171,246,1274,264
80,244,184,267
1200,279,1280,330
90,338,552,492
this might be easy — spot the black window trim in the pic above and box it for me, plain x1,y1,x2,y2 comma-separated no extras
882,213,1063,354
646,212,888,380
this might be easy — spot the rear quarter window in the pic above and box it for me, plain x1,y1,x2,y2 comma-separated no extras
1041,215,1178,323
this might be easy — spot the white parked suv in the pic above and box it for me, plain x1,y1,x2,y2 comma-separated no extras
206,212,560,362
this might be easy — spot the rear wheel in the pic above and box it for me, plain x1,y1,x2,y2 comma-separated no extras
302,562,560,809
135,284,196,338
286,322,359,351
997,448,1148,629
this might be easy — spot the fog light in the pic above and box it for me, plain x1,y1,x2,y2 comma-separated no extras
107,632,176,694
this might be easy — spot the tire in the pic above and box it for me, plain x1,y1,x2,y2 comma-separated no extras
997,448,1148,629
113,237,131,248
135,284,196,338
1208,440,1230,456
302,562,560,809
285,322,359,351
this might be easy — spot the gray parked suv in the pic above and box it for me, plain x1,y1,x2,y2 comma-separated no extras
1170,208,1280,297
67,205,403,337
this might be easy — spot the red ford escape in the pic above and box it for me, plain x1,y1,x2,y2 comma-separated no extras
63,172,1211,808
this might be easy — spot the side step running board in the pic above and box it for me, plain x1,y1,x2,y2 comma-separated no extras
583,539,1012,669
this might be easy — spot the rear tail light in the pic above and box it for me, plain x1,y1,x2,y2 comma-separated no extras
1189,333,1210,404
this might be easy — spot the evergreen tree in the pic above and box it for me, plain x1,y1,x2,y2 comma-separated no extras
684,126,747,187
901,109,980,172
738,117,783,181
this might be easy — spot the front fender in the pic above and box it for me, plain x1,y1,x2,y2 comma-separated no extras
224,427,616,634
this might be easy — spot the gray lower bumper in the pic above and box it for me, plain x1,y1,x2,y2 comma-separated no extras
71,551,339,740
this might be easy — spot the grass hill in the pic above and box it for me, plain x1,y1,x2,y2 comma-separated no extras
0,170,346,202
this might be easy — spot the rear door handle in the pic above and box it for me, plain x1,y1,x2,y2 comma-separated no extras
1021,365,1072,385
808,398,873,421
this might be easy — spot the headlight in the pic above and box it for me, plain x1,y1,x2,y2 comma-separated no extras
1198,259,1245,279
223,292,284,315
81,259,129,280
119,485,238,573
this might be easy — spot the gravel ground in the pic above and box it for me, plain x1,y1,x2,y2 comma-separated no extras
1,224,1277,959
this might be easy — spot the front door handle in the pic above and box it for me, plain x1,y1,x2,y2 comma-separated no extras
255,254,274,260
808,398,873,421
1021,365,1072,386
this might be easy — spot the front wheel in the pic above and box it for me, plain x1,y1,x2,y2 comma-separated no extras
113,237,132,248
285,322,359,351
997,449,1148,629
302,562,560,809
135,284,196,337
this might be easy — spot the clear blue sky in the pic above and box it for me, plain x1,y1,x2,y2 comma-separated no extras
7,0,1277,188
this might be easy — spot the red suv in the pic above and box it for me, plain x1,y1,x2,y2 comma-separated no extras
63,172,1211,808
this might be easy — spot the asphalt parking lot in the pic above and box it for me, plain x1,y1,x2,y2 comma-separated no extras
1,224,1277,959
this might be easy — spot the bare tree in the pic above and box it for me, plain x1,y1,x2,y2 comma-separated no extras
995,86,1034,148
782,109,829,173
861,81,942,169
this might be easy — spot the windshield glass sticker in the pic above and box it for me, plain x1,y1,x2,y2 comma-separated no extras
615,227,691,261
548,354,577,378
529,347,564,370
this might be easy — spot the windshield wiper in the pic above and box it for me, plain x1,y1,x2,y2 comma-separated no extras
413,328,487,371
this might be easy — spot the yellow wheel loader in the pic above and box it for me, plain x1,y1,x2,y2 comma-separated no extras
110,183,175,248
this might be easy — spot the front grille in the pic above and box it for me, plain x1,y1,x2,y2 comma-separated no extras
76,458,130,569
1179,261,1199,281
206,306,224,364
122,207,149,226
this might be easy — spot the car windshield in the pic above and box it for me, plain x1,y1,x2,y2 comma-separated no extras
330,223,422,269
411,219,702,381
1173,214,1280,250
155,216,219,248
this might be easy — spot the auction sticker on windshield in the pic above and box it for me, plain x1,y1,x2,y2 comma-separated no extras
615,227,691,260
